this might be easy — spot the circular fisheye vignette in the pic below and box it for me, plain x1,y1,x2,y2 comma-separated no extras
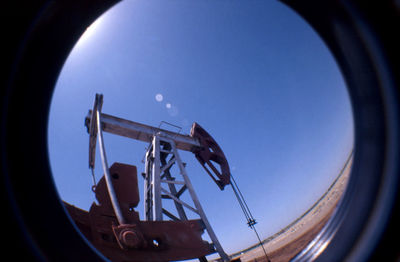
2,1,122,261
3,0,397,262
281,1,400,262
49,5,356,262
47,1,359,262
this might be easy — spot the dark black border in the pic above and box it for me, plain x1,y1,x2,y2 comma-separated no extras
1,1,399,261
1,1,119,261
282,1,400,261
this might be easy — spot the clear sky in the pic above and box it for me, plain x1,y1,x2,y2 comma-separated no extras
48,0,354,258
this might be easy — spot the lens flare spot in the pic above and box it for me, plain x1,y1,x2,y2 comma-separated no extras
155,94,163,102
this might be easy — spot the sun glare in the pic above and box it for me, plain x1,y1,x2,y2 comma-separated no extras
75,16,105,48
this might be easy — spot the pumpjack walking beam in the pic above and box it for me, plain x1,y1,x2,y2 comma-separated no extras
85,94,231,261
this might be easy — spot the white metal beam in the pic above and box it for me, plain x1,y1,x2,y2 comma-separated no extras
86,111,201,152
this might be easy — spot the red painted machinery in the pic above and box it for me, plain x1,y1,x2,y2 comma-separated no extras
64,94,233,262
65,163,216,261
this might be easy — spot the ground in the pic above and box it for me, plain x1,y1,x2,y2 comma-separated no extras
228,158,352,262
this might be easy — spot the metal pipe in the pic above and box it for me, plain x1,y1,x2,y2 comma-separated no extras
151,135,163,221
95,95,126,225
88,95,98,169
85,111,201,152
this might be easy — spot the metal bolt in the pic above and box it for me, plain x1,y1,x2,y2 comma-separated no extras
121,230,141,248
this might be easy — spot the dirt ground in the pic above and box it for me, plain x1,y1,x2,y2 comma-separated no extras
231,157,352,262
247,210,334,262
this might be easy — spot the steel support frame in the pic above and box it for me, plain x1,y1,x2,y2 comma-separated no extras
94,94,126,225
144,133,229,261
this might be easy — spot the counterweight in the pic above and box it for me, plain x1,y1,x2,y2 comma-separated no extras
78,94,231,261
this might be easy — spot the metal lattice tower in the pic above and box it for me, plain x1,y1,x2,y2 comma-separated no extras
143,133,228,261
87,94,229,261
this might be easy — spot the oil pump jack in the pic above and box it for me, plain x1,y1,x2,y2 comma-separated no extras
64,94,237,262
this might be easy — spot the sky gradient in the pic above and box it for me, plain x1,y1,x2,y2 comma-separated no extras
48,0,354,258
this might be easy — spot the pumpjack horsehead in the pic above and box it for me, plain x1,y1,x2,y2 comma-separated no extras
65,94,233,262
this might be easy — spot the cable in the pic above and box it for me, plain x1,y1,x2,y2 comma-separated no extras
231,175,255,225
231,174,271,262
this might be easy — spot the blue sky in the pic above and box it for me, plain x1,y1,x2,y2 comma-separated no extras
48,0,354,258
